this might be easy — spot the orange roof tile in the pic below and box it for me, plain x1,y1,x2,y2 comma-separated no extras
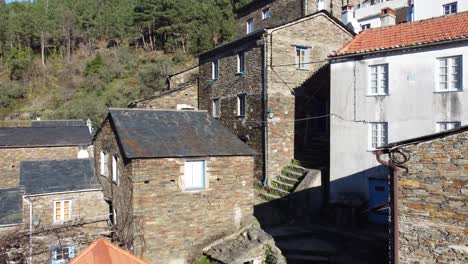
334,11,468,57
69,239,149,264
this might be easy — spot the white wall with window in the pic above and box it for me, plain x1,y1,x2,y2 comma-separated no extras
368,122,388,149
237,94,246,117
112,155,119,184
436,121,461,132
330,42,468,199
183,160,206,191
414,0,467,20
54,200,72,223
295,46,310,70
212,98,220,118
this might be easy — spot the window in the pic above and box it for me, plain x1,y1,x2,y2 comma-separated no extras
437,56,462,92
295,46,310,70
184,160,206,190
212,60,219,80
54,200,71,223
443,2,457,15
247,19,254,34
237,94,246,117
100,151,108,176
237,52,246,74
262,8,271,19
369,122,388,149
361,23,371,30
369,64,388,95
212,98,220,118
112,155,119,184
51,244,74,263
317,0,325,11
436,122,461,132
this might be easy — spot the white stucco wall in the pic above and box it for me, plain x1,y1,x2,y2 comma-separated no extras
329,42,468,200
414,0,468,20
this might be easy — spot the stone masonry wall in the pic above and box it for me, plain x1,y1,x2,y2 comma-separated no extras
397,132,468,263
0,146,81,187
131,156,255,264
265,13,352,179
24,191,109,263
135,83,198,110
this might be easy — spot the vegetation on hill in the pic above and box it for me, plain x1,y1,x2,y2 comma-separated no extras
0,0,250,125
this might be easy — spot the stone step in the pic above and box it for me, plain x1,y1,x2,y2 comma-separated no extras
288,164,309,172
282,168,304,179
285,254,330,264
258,191,281,202
266,185,290,197
278,174,299,185
271,179,295,191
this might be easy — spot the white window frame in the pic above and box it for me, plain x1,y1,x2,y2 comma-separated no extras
212,60,219,80
112,155,119,184
237,52,246,74
436,121,461,132
184,160,206,191
247,19,254,34
368,122,388,150
100,151,108,176
212,98,220,118
295,46,310,70
52,244,73,262
436,56,462,92
443,2,457,15
262,8,271,19
368,64,389,95
53,200,72,223
237,94,246,117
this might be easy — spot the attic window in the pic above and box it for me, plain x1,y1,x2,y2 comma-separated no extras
443,2,457,15
262,8,271,19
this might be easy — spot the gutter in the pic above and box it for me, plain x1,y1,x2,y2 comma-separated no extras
262,33,269,186
23,197,33,264
375,150,399,264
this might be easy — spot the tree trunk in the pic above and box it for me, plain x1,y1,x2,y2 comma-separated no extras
66,27,71,64
41,32,46,66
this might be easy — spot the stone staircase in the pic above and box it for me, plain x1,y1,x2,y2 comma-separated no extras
259,163,309,202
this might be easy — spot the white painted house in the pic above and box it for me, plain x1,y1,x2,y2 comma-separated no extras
413,0,468,20
329,11,468,199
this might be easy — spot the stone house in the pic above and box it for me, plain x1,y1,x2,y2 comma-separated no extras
0,124,92,188
329,11,468,200
130,66,199,110
198,10,353,188
0,159,109,264
235,0,353,36
93,109,256,263
375,126,468,264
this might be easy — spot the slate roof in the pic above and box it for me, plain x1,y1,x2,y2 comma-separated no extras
70,239,149,264
20,159,100,195
334,11,468,57
32,119,86,127
107,109,256,159
0,188,23,226
0,126,92,148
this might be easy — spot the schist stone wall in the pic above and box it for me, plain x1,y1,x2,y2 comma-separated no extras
0,146,81,187
132,156,254,263
397,132,468,263
94,120,255,264
135,84,198,110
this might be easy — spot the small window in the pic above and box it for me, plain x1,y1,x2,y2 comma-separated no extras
247,19,254,34
361,23,371,30
237,52,246,74
295,46,310,70
54,200,72,223
51,244,74,263
184,160,206,190
436,122,461,132
369,122,388,150
237,94,246,117
212,98,220,118
443,2,457,15
369,64,388,95
212,60,219,80
437,56,462,92
112,155,119,184
262,8,271,19
100,151,108,176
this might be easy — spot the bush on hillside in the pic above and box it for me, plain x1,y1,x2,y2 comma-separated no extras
0,82,27,108
6,48,33,80
85,54,105,75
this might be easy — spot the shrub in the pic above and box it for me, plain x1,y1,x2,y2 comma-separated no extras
0,82,27,108
6,48,33,80
138,60,172,94
85,54,105,75
195,256,212,264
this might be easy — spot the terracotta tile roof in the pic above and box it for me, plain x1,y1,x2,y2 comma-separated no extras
334,11,468,57
70,239,148,264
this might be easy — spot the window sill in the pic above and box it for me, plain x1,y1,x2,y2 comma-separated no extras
296,68,309,71
236,72,246,77
433,90,463,93
183,188,210,193
237,115,246,119
366,94,388,97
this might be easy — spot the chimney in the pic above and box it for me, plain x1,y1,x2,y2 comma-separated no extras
341,4,354,26
380,7,396,27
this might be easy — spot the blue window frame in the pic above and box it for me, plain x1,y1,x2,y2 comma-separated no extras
51,244,74,264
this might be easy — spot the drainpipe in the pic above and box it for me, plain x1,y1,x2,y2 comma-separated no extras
23,197,33,264
375,150,399,264
262,33,269,186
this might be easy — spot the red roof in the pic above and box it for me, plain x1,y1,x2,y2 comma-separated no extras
334,11,468,57
69,239,148,264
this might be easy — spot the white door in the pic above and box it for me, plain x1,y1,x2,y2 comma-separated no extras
184,161,205,190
